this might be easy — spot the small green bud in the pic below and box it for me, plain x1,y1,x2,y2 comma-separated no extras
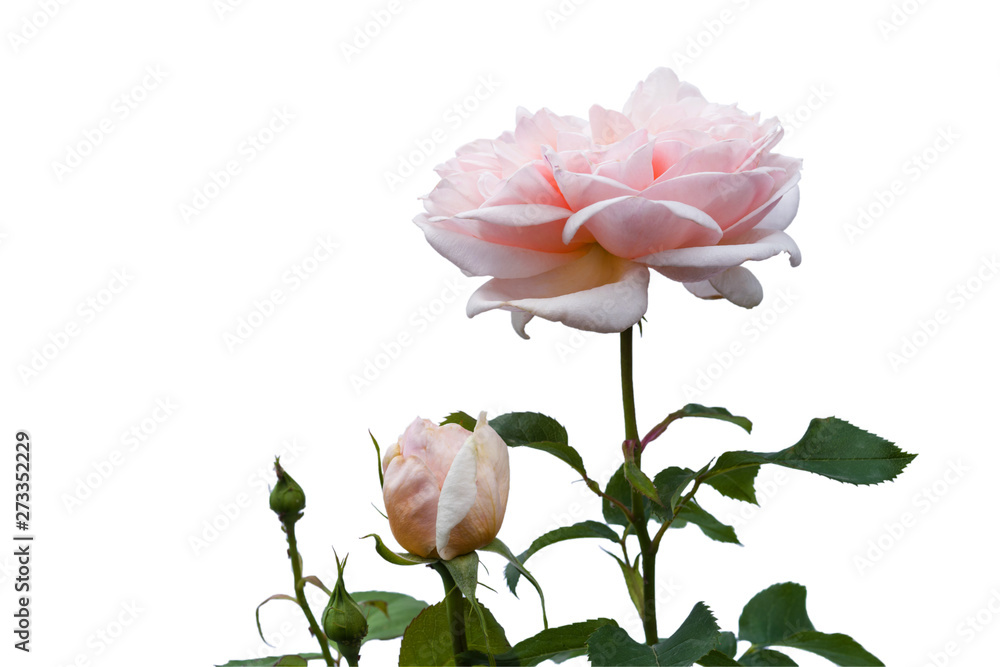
269,458,306,521
322,552,368,658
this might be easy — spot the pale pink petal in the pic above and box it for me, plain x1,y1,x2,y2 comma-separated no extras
588,129,650,164
454,204,573,226
657,139,751,180
641,171,775,230
556,131,593,151
431,214,586,254
415,215,587,279
593,140,656,190
652,140,695,177
382,453,441,558
684,280,721,300
708,266,764,308
739,122,784,170
422,173,487,217
722,160,802,238
439,414,510,560
755,185,801,232
396,418,470,488
550,161,639,211
623,68,704,127
467,246,650,338
481,161,567,208
513,107,587,159
642,229,802,283
644,96,711,133
562,196,722,258
589,104,636,145
683,267,764,308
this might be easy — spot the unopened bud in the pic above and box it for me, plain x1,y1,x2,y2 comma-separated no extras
323,552,368,657
269,458,306,521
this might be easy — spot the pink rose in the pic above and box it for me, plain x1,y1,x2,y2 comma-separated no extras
415,68,802,338
381,413,510,560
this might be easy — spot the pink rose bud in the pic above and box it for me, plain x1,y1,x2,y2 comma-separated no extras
381,412,510,560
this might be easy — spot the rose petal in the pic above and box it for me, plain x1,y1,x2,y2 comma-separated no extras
562,196,722,258
438,413,510,560
684,280,721,300
593,140,655,190
722,161,802,238
481,161,567,208
395,417,470,488
422,173,487,218
454,204,573,226
707,266,764,308
550,164,639,211
589,104,635,145
641,229,802,283
641,171,775,230
415,215,588,279
756,185,801,232
435,433,479,558
467,245,650,337
656,139,751,180
623,68,705,127
382,454,440,558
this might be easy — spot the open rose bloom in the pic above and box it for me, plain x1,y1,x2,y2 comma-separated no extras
415,68,802,337
382,413,510,560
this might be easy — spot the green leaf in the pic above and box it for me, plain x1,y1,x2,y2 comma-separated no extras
671,404,753,434
350,591,428,643
738,583,883,666
480,537,548,628
399,599,510,667
776,631,882,665
300,575,331,597
650,466,697,521
441,552,498,658
607,551,643,617
739,649,798,665
603,464,651,526
673,501,741,545
696,651,742,666
441,411,477,430
503,521,619,595
255,594,298,646
488,412,588,477
717,631,738,658
703,466,759,505
707,418,914,486
215,656,322,666
369,430,383,488
738,583,815,645
363,533,437,566
643,404,752,447
588,602,720,666
655,601,722,664
625,461,661,502
442,552,480,603
489,411,567,448
462,619,619,666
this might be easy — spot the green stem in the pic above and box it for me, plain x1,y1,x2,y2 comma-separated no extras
285,520,337,666
620,328,639,443
621,328,658,645
432,563,469,665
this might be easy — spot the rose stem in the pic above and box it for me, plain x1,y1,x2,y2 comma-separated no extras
431,562,469,665
621,327,658,645
283,519,337,666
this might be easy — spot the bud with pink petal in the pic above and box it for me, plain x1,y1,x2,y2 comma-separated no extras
381,412,510,560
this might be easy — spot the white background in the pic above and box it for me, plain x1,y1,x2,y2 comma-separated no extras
1,0,997,665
